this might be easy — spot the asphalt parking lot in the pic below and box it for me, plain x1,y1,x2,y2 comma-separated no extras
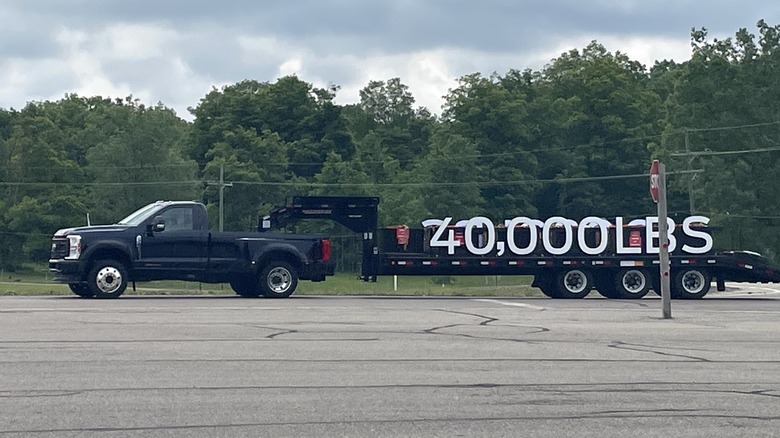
1,286,779,437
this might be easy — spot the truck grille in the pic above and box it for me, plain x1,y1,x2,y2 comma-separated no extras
50,238,69,259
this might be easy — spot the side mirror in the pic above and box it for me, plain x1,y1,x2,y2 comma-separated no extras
148,216,166,234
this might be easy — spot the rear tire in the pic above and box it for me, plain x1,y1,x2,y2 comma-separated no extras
87,260,129,299
615,269,651,299
259,261,298,298
673,269,711,299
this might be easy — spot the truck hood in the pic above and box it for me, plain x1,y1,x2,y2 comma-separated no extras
54,224,133,237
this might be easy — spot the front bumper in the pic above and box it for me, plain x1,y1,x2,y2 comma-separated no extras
48,259,86,283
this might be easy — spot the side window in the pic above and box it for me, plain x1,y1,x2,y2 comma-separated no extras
159,207,194,232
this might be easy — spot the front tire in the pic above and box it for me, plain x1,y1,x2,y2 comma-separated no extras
259,261,298,298
87,260,129,299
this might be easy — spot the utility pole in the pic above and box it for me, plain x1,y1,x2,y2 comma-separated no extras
658,163,672,319
206,164,233,232
650,160,671,319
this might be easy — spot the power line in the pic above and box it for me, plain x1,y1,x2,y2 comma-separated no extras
671,146,780,157
684,120,780,133
0,169,701,188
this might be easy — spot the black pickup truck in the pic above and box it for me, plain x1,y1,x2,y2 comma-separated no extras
48,201,333,298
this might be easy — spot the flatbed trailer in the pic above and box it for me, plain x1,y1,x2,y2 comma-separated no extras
260,196,780,299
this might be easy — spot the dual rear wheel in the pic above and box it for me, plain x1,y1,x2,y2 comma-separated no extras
536,269,592,299
229,261,299,298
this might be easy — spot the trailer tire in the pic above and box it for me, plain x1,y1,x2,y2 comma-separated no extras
673,269,711,299
68,283,95,298
553,269,592,299
87,260,128,299
615,269,651,299
259,261,298,298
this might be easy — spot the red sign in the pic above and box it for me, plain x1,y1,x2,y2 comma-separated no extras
395,226,410,246
649,160,660,203
629,230,642,247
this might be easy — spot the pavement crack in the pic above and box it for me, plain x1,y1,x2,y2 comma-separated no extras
434,309,498,325
608,341,712,362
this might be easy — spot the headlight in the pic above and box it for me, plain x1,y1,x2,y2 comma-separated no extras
66,235,82,259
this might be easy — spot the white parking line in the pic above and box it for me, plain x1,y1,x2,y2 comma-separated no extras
474,299,547,310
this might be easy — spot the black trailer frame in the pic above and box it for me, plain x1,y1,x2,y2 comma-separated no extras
259,196,780,299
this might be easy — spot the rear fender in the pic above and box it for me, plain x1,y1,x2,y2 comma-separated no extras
252,243,307,269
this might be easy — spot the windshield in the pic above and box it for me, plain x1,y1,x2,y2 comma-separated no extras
117,202,167,226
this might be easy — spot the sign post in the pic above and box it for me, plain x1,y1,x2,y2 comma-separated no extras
650,160,672,319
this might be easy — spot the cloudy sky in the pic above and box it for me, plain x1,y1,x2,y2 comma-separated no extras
1,1,778,120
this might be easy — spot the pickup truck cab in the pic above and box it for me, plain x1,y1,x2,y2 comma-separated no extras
49,201,333,298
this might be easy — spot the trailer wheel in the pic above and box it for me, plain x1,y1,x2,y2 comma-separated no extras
68,283,95,298
673,269,711,299
554,269,592,299
615,269,651,299
87,260,128,299
259,261,298,298
229,275,260,298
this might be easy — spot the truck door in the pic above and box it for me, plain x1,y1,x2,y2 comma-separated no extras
136,205,208,279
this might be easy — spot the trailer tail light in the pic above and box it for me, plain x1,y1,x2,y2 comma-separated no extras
321,239,331,262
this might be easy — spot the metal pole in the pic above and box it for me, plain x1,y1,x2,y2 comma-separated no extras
219,165,225,232
658,163,672,319
206,164,232,232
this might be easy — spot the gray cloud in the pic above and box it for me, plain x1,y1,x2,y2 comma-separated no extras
1,0,779,118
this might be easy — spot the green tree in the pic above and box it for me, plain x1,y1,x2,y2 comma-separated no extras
538,42,662,219
415,128,485,220
85,100,199,223
202,128,291,231
443,72,538,220
356,78,434,171
190,77,355,180
658,21,780,257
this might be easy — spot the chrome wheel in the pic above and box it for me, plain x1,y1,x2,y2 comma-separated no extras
96,266,123,294
267,266,293,294
259,261,298,298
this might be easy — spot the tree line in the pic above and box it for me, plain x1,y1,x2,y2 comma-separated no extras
1,21,779,271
